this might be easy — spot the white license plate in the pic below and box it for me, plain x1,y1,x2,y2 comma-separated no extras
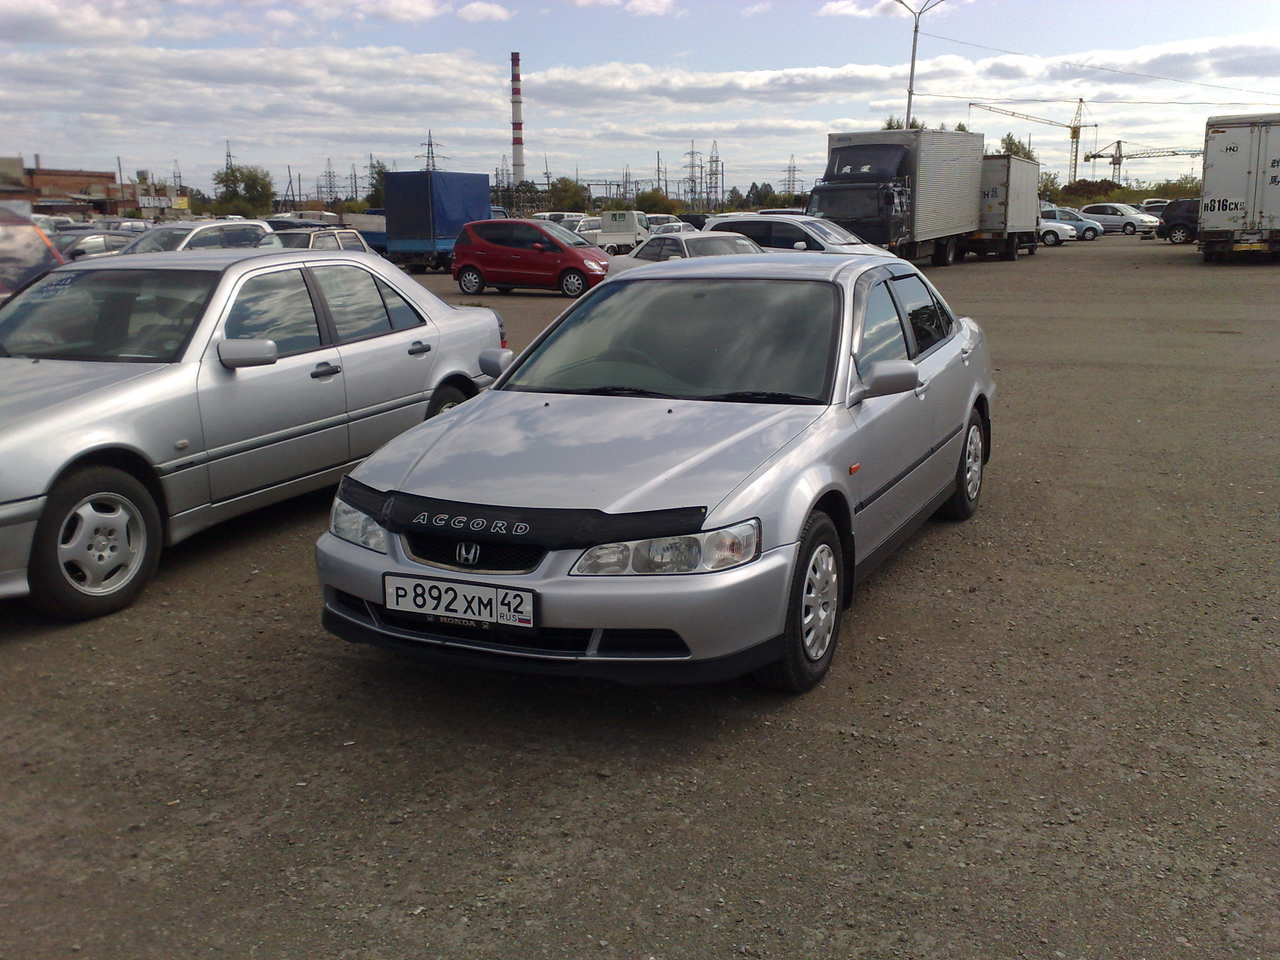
383,575,535,628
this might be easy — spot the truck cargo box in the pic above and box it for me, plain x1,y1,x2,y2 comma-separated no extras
978,154,1040,234
385,171,491,256
1200,113,1280,252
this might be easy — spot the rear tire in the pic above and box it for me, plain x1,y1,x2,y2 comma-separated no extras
457,267,484,295
28,466,162,620
937,409,985,522
1168,226,1190,244
930,236,957,266
754,512,843,694
426,384,469,418
1000,238,1018,261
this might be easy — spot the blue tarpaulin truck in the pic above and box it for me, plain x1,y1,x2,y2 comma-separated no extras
385,170,491,272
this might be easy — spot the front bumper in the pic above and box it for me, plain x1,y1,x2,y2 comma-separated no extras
315,531,797,682
0,495,44,600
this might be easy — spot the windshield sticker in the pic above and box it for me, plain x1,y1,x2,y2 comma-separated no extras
33,274,80,298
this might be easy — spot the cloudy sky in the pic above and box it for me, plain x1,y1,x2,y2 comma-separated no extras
3,0,1279,198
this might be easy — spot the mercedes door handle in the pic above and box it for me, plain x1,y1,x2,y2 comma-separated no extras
311,362,342,379
914,379,931,397
407,341,432,356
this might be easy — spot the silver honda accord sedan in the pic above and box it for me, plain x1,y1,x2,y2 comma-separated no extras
0,249,502,618
317,254,995,692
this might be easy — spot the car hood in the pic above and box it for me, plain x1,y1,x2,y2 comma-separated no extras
354,389,825,515
0,357,163,425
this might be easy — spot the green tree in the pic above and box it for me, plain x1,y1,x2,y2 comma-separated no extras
364,159,388,208
1038,171,1061,203
883,115,926,130
634,188,679,214
547,176,590,212
955,121,970,132
212,164,275,216
991,132,1037,162
725,186,745,209
601,197,629,211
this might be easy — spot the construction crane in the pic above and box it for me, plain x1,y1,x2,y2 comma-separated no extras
1082,140,1203,182
969,99,1096,183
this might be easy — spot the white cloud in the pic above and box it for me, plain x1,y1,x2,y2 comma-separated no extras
743,2,772,15
625,0,678,13
567,0,621,6
457,1,512,20
816,0,904,18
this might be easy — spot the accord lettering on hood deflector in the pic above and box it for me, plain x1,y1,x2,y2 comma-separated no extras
339,477,707,550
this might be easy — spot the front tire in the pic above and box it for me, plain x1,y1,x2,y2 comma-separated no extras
28,466,162,620
456,267,484,295
1081,227,1098,241
930,236,957,266
755,512,843,694
938,410,985,521
559,269,587,298
1040,230,1060,246
1168,226,1190,244
1123,222,1137,235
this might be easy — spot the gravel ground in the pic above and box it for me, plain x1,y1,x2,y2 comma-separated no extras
2,236,1277,959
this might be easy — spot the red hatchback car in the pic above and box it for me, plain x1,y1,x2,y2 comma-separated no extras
452,219,609,298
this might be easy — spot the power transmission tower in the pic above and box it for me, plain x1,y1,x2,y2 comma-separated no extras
543,154,552,190
707,141,724,209
224,140,235,175
781,154,800,195
684,140,704,209
318,158,340,205
417,131,448,171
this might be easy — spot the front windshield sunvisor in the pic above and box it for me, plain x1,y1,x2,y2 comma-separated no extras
0,268,218,362
500,278,840,404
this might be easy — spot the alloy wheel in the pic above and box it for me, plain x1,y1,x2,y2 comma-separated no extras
57,492,148,597
964,423,983,501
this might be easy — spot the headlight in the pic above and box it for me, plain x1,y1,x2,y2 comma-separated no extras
584,260,607,273
330,497,388,554
571,519,760,576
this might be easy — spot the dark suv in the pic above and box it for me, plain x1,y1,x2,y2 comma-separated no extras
1156,198,1199,245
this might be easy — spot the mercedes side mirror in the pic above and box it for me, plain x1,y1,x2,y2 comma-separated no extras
847,358,918,405
792,241,807,250
479,347,515,378
218,338,278,369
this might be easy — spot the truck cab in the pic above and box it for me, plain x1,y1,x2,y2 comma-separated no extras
806,143,912,246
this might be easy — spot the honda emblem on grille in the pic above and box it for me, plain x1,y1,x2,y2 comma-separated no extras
455,542,481,566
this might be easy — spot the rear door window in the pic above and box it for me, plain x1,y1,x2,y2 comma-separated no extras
185,226,225,249
224,269,322,355
376,278,425,330
471,222,513,246
632,239,664,262
311,233,341,250
223,225,265,247
717,220,769,245
890,274,951,356
337,231,365,251
770,222,819,250
311,265,393,342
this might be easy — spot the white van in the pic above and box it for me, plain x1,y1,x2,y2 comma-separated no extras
596,210,650,254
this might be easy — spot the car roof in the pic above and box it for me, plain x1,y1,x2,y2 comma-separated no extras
608,251,894,283
707,213,827,226
51,248,378,273
146,219,271,230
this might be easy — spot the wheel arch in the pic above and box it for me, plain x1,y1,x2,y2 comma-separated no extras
47,446,169,535
432,371,481,402
810,488,856,609
972,393,992,463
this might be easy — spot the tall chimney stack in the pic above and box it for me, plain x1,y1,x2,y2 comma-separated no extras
510,52,526,185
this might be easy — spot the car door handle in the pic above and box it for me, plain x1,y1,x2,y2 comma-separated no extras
407,341,432,356
310,362,342,379
914,379,931,397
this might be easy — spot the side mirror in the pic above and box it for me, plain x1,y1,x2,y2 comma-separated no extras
218,338,279,369
68,247,88,260
792,241,807,250
479,347,515,378
531,242,546,252
847,358,919,405
666,254,683,260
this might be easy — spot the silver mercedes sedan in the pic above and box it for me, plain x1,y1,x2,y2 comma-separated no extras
0,249,502,618
316,254,995,693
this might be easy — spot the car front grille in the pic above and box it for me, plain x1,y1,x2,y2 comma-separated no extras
401,533,547,574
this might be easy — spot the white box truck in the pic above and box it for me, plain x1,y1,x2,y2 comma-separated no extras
1200,112,1280,261
595,210,650,254
806,129,983,266
963,154,1041,260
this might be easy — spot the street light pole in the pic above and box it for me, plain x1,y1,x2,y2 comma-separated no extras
894,0,946,129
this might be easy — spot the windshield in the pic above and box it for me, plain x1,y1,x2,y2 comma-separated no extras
686,235,762,256
825,143,910,181
807,186,880,222
806,219,865,244
501,278,839,404
125,227,190,254
1113,204,1141,215
543,221,591,247
265,233,309,248
0,268,217,361
0,223,62,299
579,219,600,232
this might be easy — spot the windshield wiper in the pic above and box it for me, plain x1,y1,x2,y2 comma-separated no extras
560,385,675,399
697,390,820,404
